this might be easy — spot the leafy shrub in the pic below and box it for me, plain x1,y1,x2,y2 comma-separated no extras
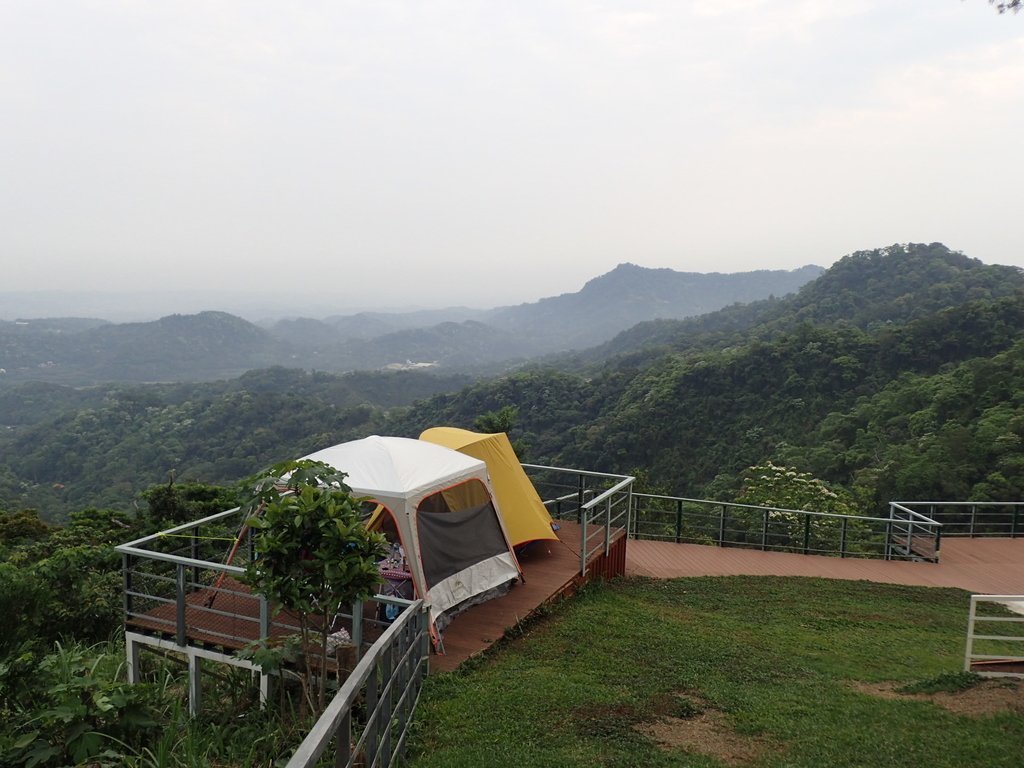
0,641,163,768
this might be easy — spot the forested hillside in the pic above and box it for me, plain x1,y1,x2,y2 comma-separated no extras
1,242,1021,522
0,369,469,519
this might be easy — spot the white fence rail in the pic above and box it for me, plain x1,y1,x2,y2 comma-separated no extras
964,594,1024,679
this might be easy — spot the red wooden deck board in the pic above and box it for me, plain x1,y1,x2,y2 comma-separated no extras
625,537,1024,594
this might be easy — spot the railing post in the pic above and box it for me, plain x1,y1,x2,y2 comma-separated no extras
396,622,412,745
885,504,893,561
420,606,430,680
334,710,352,768
964,595,978,673
259,596,270,643
191,531,200,593
352,601,363,662
122,553,133,620
1014,505,1020,538
761,509,769,551
970,504,976,538
580,507,588,577
803,513,811,555
839,517,848,558
675,499,683,544
718,505,726,547
576,474,585,525
622,487,630,540
381,638,395,760
602,497,610,555
364,657,380,764
175,563,187,646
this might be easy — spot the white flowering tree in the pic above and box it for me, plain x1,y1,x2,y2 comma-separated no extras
736,462,868,554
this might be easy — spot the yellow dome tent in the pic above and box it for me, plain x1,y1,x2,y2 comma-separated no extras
419,427,558,548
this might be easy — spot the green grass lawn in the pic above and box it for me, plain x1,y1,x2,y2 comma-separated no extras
407,576,1024,767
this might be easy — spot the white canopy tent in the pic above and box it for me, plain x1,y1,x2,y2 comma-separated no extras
301,436,522,648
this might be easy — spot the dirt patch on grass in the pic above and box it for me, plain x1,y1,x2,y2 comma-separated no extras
636,691,775,766
852,679,1024,717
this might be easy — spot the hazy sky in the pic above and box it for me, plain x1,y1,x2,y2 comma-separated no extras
2,1,1022,314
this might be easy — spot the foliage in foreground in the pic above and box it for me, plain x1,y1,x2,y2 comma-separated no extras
0,482,238,655
409,576,1024,768
0,637,306,768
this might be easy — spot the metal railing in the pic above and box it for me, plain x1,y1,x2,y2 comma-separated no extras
115,507,333,649
886,503,943,562
892,501,1024,539
119,505,430,766
964,595,1024,679
118,508,267,646
523,464,634,577
286,598,430,768
630,494,934,560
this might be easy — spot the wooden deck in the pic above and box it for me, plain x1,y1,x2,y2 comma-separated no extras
125,576,367,673
626,536,1024,594
125,522,627,675
127,576,279,651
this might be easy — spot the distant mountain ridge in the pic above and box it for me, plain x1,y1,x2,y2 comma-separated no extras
0,261,827,384
481,263,823,351
577,243,1024,366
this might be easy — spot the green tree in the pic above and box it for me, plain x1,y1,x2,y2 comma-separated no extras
474,405,519,435
474,405,530,457
141,477,237,526
240,460,388,715
0,509,52,551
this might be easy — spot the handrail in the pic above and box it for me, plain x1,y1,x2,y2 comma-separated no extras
286,599,429,768
581,476,634,512
886,503,943,562
117,506,245,550
523,463,634,577
116,546,247,573
642,493,905,526
521,463,633,482
631,493,943,561
889,502,947,524
896,501,1020,506
893,501,1024,538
